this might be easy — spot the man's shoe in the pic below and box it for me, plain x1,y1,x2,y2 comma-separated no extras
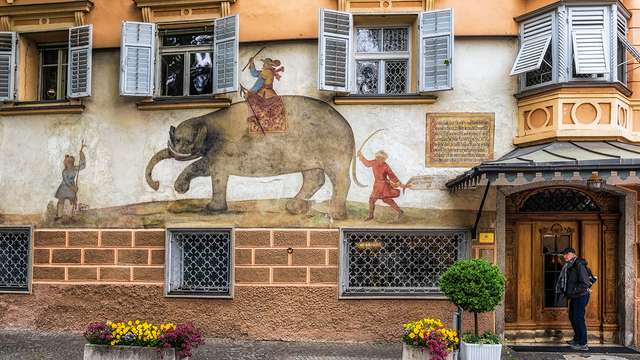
570,344,589,351
566,340,577,346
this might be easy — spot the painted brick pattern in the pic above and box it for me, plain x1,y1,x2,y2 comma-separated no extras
32,230,164,284
234,229,339,286
32,228,339,287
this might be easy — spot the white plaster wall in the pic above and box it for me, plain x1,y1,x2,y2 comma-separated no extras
0,38,517,215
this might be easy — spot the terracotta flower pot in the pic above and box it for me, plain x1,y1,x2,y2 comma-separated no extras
83,344,177,360
402,343,454,360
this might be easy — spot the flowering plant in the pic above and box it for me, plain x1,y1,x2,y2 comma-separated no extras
402,318,459,360
84,320,204,359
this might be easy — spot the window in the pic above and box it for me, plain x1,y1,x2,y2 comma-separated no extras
120,15,239,98
0,227,32,294
0,25,92,102
354,27,410,95
318,8,454,95
39,47,68,100
340,229,469,298
513,4,632,91
165,228,233,298
159,29,213,97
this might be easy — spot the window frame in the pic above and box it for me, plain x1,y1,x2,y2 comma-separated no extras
338,227,471,300
0,225,33,295
352,25,412,96
155,27,215,99
567,6,610,82
518,12,558,91
164,227,234,299
38,45,68,101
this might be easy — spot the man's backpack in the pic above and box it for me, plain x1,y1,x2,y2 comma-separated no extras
586,266,597,288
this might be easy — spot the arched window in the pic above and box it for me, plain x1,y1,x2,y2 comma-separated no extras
519,188,600,212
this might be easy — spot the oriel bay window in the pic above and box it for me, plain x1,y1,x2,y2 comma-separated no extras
511,3,634,91
119,15,239,98
318,8,454,96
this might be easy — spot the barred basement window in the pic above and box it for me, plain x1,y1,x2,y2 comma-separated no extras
165,228,233,298
340,229,469,298
0,227,32,294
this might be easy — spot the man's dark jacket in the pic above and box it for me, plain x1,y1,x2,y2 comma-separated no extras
565,258,590,299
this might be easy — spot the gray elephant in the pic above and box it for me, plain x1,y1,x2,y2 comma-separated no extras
145,96,363,220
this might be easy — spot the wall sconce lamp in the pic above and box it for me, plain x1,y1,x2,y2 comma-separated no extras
587,172,605,192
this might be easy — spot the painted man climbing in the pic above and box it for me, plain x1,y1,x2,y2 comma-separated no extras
241,49,288,134
55,142,86,219
358,150,408,221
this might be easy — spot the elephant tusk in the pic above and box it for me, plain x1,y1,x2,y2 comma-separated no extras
167,140,194,159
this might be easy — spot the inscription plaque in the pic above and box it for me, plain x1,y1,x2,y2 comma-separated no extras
426,113,495,167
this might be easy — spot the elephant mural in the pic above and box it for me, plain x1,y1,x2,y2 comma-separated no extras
145,96,363,220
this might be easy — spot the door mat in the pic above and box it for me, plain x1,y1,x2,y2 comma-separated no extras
509,346,640,354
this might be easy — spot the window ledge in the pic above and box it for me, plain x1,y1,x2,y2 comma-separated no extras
0,100,84,116
136,97,232,111
516,81,632,100
333,94,438,105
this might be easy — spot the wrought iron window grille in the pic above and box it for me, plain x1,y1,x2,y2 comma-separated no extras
340,228,470,298
519,188,599,212
0,227,32,294
165,228,233,298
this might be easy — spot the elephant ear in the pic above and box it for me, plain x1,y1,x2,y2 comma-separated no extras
194,125,208,152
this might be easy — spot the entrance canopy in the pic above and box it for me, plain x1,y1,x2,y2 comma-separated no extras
446,141,640,192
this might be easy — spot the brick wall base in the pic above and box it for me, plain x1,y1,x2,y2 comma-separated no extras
0,284,493,341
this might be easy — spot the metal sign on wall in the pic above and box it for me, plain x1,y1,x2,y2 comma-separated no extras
426,112,495,167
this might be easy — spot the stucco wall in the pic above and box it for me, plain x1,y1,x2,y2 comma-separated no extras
0,38,517,228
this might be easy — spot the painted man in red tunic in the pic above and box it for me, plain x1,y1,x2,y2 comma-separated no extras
358,150,407,221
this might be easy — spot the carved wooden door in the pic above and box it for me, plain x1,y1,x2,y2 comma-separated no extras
533,222,579,324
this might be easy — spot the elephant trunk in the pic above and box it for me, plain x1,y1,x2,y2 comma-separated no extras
145,148,171,191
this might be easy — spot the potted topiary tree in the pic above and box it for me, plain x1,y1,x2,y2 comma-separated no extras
439,259,505,360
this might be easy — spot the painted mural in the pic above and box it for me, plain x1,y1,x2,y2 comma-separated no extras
0,41,513,229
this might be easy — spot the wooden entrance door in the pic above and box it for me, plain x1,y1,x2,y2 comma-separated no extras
508,219,603,334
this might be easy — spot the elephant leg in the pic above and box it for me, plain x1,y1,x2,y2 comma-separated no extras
325,164,350,220
205,167,229,212
174,157,210,194
286,168,325,215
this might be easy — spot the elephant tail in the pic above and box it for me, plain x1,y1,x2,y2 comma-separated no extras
351,149,367,188
145,148,171,191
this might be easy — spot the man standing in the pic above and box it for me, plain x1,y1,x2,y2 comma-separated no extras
555,247,591,351
357,150,407,221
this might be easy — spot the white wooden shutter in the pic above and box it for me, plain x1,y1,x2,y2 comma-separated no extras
68,25,92,98
120,21,156,97
214,14,239,94
318,8,352,92
570,7,609,74
510,13,553,76
0,32,16,101
419,8,454,92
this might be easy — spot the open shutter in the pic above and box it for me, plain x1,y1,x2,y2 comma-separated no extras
214,14,239,94
419,8,454,92
570,7,609,74
0,32,16,101
511,13,553,75
68,25,92,98
120,21,156,97
318,8,352,92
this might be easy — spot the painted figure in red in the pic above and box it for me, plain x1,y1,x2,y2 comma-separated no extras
357,150,407,221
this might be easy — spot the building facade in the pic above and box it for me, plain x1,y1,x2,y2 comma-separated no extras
0,0,639,346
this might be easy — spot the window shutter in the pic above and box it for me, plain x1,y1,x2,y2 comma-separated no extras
510,13,553,76
318,8,352,92
214,14,239,94
68,25,92,98
570,7,609,74
0,32,16,101
419,8,454,92
120,21,156,97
